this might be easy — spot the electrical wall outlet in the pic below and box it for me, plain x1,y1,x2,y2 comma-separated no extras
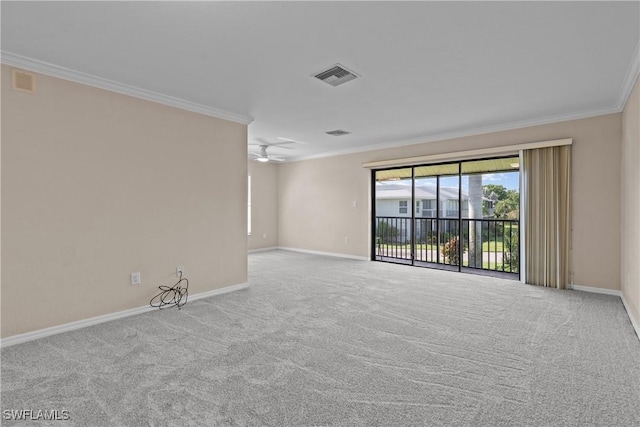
176,266,185,277
131,272,141,285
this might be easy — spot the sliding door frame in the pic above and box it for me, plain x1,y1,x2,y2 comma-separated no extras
371,155,521,280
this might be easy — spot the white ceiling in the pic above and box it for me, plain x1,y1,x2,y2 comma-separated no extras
2,1,639,161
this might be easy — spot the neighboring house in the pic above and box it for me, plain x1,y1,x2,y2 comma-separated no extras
375,183,497,219
375,183,496,243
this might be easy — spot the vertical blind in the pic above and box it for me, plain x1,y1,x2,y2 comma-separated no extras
523,145,572,289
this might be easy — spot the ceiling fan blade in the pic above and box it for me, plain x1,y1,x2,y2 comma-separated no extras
277,137,308,145
248,143,293,149
250,138,295,148
248,144,286,162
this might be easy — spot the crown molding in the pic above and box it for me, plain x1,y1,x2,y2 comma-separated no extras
617,37,640,111
1,51,254,125
287,105,620,163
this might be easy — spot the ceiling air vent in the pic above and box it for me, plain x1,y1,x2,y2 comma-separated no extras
326,129,351,137
12,68,36,94
314,64,359,87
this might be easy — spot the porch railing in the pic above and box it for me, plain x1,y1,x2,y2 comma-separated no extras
375,216,519,274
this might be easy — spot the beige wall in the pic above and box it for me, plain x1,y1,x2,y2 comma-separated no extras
1,65,248,338
248,160,278,250
278,153,370,257
622,76,640,325
279,114,622,290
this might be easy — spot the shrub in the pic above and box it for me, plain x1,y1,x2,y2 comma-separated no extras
441,237,460,265
376,221,399,244
503,231,519,272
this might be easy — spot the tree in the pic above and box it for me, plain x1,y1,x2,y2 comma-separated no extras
482,184,508,201
468,175,484,267
482,184,519,219
503,231,519,272
495,190,519,219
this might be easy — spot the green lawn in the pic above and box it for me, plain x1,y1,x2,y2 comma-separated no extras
482,241,504,252
379,239,518,254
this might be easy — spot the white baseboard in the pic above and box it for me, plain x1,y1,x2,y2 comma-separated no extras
278,246,370,261
0,304,156,348
620,293,640,339
571,284,639,339
0,282,249,348
570,284,622,297
187,282,249,302
248,247,279,254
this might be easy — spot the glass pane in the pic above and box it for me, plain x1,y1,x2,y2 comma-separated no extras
415,163,459,178
375,168,412,182
460,156,520,273
438,174,459,265
438,175,459,218
375,168,412,263
414,174,437,263
414,176,437,217
461,157,519,174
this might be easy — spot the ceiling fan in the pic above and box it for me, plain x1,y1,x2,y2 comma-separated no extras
248,137,304,162
248,144,285,163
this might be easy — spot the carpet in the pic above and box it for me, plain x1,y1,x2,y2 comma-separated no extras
1,250,639,426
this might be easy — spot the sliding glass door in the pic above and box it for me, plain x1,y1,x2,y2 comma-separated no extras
412,163,460,270
374,167,413,264
373,157,520,279
460,158,520,275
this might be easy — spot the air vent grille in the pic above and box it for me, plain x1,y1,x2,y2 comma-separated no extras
314,64,359,87
326,129,351,136
12,69,36,94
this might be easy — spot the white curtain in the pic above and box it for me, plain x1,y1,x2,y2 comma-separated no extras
523,145,571,289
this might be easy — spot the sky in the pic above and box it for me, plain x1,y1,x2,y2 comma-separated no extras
391,171,520,192
480,172,519,191
445,173,520,193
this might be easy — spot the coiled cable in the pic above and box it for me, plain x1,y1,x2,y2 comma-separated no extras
150,272,189,309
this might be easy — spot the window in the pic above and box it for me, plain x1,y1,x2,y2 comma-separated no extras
423,199,435,209
399,200,408,214
422,199,436,217
415,200,420,214
446,199,459,216
248,175,252,235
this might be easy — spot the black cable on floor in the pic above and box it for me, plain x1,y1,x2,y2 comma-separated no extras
150,272,189,309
